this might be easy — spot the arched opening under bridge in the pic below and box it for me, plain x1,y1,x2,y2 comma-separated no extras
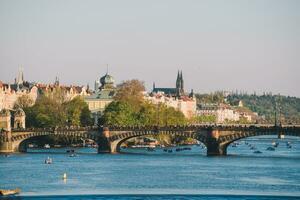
17,135,99,154
114,134,208,155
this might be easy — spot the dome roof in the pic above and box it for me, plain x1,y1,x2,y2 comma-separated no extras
15,108,25,116
100,73,115,86
0,109,11,117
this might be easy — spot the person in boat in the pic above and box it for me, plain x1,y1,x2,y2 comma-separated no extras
45,157,53,164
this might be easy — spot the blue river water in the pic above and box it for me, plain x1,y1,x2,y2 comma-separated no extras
1,136,300,200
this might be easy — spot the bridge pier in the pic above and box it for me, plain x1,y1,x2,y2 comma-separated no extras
206,130,227,156
97,136,113,153
206,141,227,156
97,127,118,153
0,131,14,153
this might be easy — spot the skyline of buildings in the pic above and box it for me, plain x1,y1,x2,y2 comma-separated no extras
0,68,259,125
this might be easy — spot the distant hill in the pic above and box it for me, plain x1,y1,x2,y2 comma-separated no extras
195,92,300,124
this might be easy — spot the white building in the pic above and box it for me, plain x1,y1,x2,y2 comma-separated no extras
144,91,197,119
197,103,240,123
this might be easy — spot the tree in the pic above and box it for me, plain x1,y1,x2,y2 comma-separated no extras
64,96,93,126
14,95,34,109
102,100,186,126
114,79,145,111
44,86,67,104
102,101,137,126
25,95,67,128
63,96,93,126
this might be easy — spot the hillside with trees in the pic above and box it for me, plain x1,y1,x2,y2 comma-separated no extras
195,92,300,124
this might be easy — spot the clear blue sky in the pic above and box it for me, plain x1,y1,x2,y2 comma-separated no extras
0,0,299,96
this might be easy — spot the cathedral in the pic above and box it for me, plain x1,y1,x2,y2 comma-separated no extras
148,71,196,119
152,70,186,97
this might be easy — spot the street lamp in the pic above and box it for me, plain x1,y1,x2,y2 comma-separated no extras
274,96,277,127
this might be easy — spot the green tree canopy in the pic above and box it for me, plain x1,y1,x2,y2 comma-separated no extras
14,95,34,109
114,79,145,111
64,96,93,126
25,95,92,128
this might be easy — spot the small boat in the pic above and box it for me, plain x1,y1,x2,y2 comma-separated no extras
146,147,155,152
45,157,53,164
0,188,21,196
44,144,50,149
250,146,256,150
266,147,275,151
168,149,173,153
253,150,262,154
272,142,279,147
163,149,168,152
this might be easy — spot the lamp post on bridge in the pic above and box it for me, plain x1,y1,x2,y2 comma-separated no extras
274,94,283,127
278,94,283,127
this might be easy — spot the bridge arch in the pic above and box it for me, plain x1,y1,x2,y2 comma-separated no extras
108,130,208,153
10,130,100,153
218,130,300,155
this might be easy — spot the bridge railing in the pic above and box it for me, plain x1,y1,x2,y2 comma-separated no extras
12,125,99,132
9,124,300,133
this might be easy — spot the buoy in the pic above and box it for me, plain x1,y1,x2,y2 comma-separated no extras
63,173,67,180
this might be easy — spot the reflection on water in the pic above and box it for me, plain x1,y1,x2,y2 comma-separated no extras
0,136,300,200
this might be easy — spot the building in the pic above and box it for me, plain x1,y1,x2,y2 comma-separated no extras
0,70,89,111
37,81,89,102
152,70,184,97
196,103,240,123
0,70,38,110
196,102,258,123
146,71,196,119
84,73,116,125
0,108,26,131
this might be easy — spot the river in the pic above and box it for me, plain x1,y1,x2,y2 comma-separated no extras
1,136,300,200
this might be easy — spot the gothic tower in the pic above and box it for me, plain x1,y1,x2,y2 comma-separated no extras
176,70,181,91
176,70,184,97
180,71,184,95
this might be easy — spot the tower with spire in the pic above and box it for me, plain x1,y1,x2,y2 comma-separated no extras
176,70,184,97
152,70,185,98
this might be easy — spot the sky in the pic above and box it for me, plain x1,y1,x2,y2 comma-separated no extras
0,0,299,96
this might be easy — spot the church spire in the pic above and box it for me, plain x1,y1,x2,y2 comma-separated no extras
176,70,181,90
180,70,184,93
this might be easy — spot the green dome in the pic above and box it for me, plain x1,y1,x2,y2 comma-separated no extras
100,73,115,86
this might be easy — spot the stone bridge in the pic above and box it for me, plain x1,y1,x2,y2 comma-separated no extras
0,124,300,156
